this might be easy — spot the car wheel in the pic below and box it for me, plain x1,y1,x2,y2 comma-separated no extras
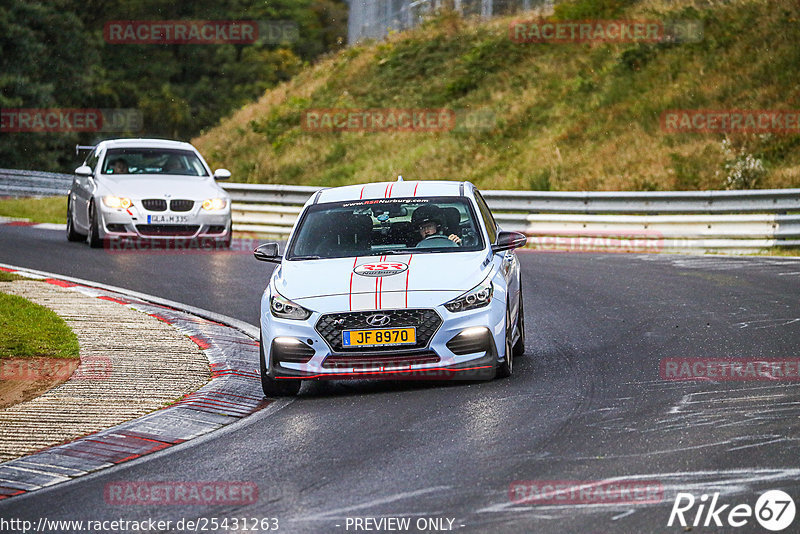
496,306,514,379
512,290,526,357
259,336,301,396
87,201,103,248
66,199,86,242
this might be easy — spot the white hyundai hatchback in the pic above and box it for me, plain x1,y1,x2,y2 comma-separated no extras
254,179,527,396
67,139,232,248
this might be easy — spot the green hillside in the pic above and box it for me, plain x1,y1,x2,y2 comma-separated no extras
193,0,800,191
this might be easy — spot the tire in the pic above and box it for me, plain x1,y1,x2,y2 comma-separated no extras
66,199,86,242
259,336,301,396
87,201,103,248
512,290,526,357
495,306,514,379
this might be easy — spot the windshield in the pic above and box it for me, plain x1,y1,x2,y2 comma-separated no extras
287,197,485,260
102,148,208,176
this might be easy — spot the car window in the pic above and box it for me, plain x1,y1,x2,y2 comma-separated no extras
85,148,100,171
101,148,208,176
473,190,498,244
287,196,485,260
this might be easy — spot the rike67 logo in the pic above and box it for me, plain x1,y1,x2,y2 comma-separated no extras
668,490,796,531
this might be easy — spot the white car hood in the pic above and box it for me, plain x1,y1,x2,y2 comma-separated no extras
98,175,225,200
274,251,493,310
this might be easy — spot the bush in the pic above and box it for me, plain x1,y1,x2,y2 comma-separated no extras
718,139,766,190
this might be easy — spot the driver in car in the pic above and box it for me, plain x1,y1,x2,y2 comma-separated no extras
411,204,462,246
111,158,129,174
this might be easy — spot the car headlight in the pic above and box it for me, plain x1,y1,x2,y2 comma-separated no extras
444,277,493,312
270,290,311,320
102,195,132,209
202,198,227,211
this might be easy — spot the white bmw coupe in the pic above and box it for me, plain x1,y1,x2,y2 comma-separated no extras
67,138,232,248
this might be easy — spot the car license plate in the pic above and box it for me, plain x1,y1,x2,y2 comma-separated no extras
147,215,188,224
342,328,416,347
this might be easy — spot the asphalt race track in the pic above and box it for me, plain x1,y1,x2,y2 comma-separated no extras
1,224,800,533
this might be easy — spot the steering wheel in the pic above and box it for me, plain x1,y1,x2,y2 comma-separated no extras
417,235,458,248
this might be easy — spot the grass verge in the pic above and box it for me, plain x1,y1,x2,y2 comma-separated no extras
0,196,66,224
0,291,79,360
0,271,26,282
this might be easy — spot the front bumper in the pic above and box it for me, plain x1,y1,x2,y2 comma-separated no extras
97,201,231,241
260,298,505,381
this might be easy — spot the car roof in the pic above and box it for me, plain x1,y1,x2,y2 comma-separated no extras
98,138,198,151
312,180,474,204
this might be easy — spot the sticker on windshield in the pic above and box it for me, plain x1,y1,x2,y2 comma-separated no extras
354,262,409,277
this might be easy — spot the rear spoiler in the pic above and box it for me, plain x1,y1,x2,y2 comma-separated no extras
75,144,96,156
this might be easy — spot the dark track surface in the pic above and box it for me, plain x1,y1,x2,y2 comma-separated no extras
2,224,800,533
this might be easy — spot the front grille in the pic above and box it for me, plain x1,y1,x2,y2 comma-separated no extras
316,309,442,352
170,199,194,212
322,351,439,369
142,199,167,211
136,225,199,236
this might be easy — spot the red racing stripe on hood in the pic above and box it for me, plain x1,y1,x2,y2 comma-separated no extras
405,255,413,307
349,256,358,311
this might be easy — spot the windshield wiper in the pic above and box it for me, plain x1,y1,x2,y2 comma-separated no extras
380,250,411,255
290,255,321,260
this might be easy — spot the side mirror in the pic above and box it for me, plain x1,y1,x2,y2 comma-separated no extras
254,243,282,263
491,231,527,253
213,168,231,180
75,165,92,177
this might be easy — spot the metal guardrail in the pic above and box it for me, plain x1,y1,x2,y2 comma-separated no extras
481,189,800,214
223,183,800,253
224,184,800,214
3,171,799,252
0,169,72,197
225,183,323,206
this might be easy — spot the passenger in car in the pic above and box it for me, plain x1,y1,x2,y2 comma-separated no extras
312,212,373,257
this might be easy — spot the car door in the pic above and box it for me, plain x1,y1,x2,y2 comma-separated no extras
475,190,521,316
73,148,101,230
